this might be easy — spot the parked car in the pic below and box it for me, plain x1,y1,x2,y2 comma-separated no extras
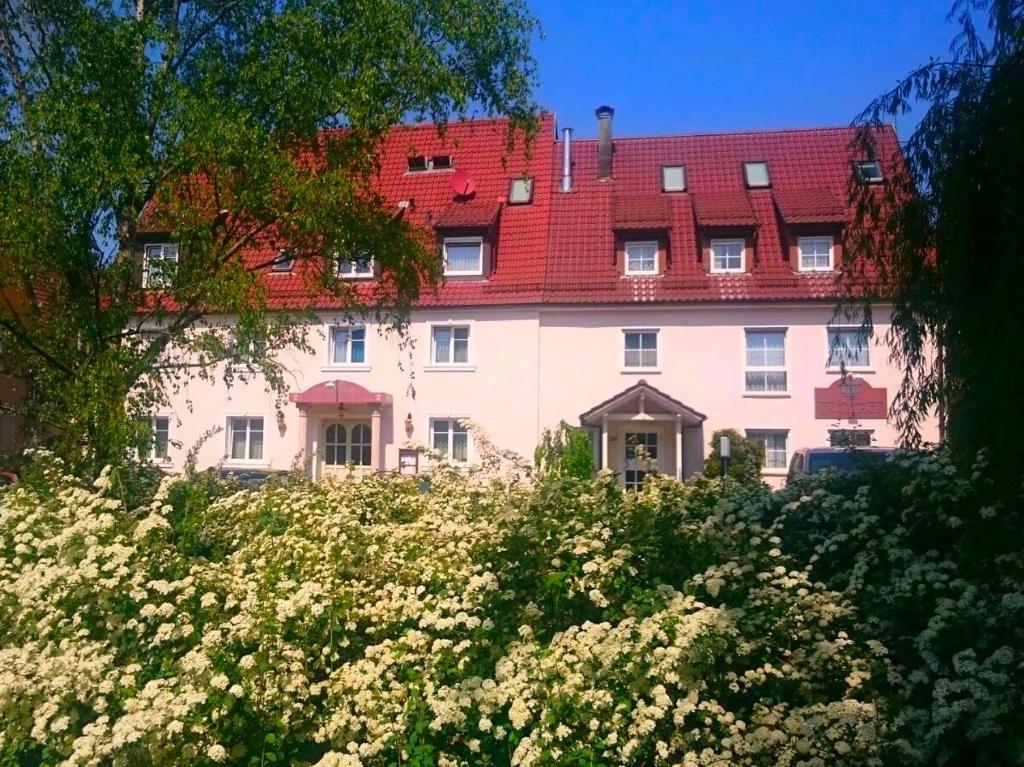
787,447,894,482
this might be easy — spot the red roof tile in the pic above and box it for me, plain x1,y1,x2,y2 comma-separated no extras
773,187,845,224
693,190,758,227
434,199,502,229
613,194,670,229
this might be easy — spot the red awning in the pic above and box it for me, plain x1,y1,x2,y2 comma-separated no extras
289,380,393,407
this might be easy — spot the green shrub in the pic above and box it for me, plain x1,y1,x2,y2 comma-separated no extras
533,420,595,480
703,428,766,483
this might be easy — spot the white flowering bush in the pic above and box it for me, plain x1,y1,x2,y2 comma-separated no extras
1,450,900,766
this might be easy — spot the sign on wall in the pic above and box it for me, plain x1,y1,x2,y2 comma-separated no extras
814,377,887,420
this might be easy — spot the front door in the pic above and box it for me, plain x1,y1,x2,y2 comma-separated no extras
322,421,373,477
624,431,659,491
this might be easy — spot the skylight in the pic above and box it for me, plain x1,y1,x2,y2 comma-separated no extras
431,155,453,170
855,160,884,183
743,161,770,188
407,155,428,172
407,155,454,172
662,165,686,192
508,177,534,204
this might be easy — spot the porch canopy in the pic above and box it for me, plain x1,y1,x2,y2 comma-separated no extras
580,379,706,480
289,380,392,408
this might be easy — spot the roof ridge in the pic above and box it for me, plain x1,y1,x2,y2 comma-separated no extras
561,124,876,143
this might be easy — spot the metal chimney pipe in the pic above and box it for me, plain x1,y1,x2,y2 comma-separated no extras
596,105,614,181
560,127,573,192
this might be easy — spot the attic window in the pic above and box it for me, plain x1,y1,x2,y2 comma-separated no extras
431,155,453,170
855,160,884,183
662,165,686,192
508,177,534,205
271,250,294,273
743,161,771,188
407,155,428,172
407,155,454,172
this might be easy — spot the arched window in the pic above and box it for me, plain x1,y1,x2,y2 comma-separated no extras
324,424,347,465
351,424,372,466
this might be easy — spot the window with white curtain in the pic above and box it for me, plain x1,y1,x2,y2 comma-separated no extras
798,236,834,271
430,418,469,462
329,326,366,365
827,327,871,368
747,430,788,470
745,330,787,392
443,237,483,276
227,416,264,462
431,325,470,364
623,330,658,369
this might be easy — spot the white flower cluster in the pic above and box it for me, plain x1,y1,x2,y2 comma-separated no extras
0,451,897,766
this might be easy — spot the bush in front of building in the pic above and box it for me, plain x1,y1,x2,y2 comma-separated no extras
533,420,596,480
1,446,1018,765
703,428,766,483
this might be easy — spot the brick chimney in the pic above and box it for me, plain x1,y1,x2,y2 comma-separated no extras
596,105,614,181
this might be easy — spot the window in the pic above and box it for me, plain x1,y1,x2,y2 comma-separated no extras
138,416,170,461
623,330,658,369
711,239,744,273
430,418,469,462
855,161,884,183
624,241,658,275
407,155,453,172
827,327,871,368
443,237,483,276
324,423,372,466
143,243,178,288
431,154,453,170
662,165,686,192
829,429,873,448
508,177,534,204
227,416,264,462
625,432,658,491
431,325,470,365
338,253,374,279
745,330,787,392
329,326,366,365
798,236,834,271
747,430,788,470
407,155,428,172
743,161,770,188
271,250,294,273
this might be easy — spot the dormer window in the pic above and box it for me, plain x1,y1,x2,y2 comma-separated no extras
143,243,178,288
798,236,834,272
443,237,483,276
661,165,686,192
743,161,771,188
338,253,374,279
624,241,658,275
407,155,454,173
508,177,534,205
271,249,294,273
855,160,884,183
710,238,745,273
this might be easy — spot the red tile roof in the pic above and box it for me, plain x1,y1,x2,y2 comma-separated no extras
141,116,897,310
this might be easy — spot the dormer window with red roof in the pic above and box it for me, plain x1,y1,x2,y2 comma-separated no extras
443,237,483,276
710,239,745,274
338,253,374,279
143,243,178,288
797,236,834,272
743,161,771,188
624,241,659,276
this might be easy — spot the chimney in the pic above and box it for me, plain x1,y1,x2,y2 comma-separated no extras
560,127,573,192
595,105,614,181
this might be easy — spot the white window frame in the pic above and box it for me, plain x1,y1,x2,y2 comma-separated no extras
855,161,884,183
710,238,745,274
140,414,171,463
743,328,788,395
797,236,834,272
508,177,534,204
428,417,471,464
271,250,294,273
442,236,484,277
624,240,659,276
746,429,789,473
427,323,473,369
743,161,771,188
662,165,686,192
324,324,369,369
225,415,266,465
142,243,178,288
337,254,375,279
826,326,873,371
622,328,660,372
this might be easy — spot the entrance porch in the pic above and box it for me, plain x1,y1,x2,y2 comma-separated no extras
580,379,706,486
289,380,393,480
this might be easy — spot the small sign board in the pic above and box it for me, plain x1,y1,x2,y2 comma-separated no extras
398,448,420,476
814,377,887,420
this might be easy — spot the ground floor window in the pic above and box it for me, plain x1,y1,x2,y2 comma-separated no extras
324,423,372,466
228,416,264,462
829,429,873,448
747,429,788,470
624,469,651,491
625,431,659,461
430,418,469,462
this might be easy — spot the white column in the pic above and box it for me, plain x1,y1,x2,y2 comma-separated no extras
371,407,382,473
297,408,310,478
601,414,609,472
675,415,683,481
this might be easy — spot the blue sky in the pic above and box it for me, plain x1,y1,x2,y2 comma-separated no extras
528,0,963,141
